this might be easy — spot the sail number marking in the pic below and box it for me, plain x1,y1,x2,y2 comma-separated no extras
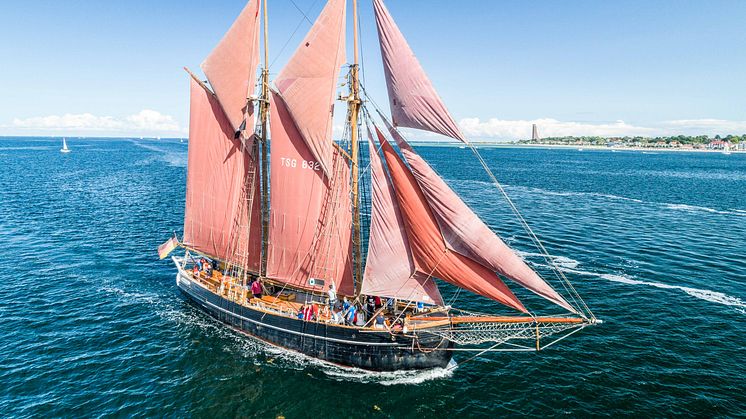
280,157,321,172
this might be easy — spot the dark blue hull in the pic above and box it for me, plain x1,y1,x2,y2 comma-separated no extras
175,272,454,371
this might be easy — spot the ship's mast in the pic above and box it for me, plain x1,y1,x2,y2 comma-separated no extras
259,0,270,278
349,0,363,296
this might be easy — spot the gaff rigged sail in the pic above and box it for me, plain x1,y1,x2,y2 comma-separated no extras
361,128,443,305
201,0,261,134
373,0,466,142
274,0,346,177
266,92,354,295
183,77,261,271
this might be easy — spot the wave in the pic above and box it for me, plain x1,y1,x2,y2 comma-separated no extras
130,140,187,167
454,179,746,217
559,267,746,313
664,203,746,217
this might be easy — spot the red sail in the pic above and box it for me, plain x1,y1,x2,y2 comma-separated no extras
183,78,261,272
201,0,261,133
361,128,443,305
384,122,576,313
379,134,526,312
266,92,353,295
274,0,346,177
373,0,466,142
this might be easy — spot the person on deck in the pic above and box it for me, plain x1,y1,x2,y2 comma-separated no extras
374,296,382,310
251,278,262,299
374,313,386,329
365,295,376,316
344,304,356,326
327,283,337,307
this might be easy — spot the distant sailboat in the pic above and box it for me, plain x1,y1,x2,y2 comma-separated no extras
60,138,70,153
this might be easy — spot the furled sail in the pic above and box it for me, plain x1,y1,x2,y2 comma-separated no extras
183,77,262,272
373,0,466,142
361,128,443,305
379,133,526,312
274,0,346,177
201,0,261,134
383,120,577,313
266,92,354,295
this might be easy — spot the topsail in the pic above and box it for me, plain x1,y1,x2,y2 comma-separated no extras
373,0,466,142
274,0,346,177
201,0,261,134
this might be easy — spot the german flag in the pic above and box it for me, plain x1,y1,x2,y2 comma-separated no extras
158,236,180,259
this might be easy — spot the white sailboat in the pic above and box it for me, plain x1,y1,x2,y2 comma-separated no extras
60,138,71,153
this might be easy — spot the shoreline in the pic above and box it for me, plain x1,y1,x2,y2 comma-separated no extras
470,143,746,153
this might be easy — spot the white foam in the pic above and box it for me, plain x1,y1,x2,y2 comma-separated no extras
559,267,746,312
517,251,580,269
665,203,746,217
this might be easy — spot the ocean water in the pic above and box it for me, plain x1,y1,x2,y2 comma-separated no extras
0,137,744,417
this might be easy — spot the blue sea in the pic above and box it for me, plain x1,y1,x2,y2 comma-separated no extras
0,137,744,417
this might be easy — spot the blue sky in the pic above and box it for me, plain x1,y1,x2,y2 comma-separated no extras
1,0,745,139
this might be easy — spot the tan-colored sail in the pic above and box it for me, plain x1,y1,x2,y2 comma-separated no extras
361,128,443,305
274,0,346,177
373,0,465,142
183,77,261,271
201,0,261,133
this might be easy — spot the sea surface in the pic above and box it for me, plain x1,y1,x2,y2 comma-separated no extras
0,137,744,417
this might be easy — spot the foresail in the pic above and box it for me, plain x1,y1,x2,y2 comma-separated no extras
274,0,346,177
373,0,466,142
183,77,261,271
201,0,261,134
267,92,354,295
383,120,577,313
362,128,443,305
380,134,526,313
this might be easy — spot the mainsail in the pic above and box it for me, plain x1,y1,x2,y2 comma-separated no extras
201,0,261,134
362,128,443,305
372,0,466,142
183,77,261,271
379,132,527,313
266,92,354,295
382,120,577,313
274,0,346,177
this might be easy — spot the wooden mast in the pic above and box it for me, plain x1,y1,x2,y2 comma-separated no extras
349,0,363,296
259,0,270,278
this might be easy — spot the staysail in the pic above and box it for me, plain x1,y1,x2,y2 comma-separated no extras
379,132,526,313
266,92,354,295
373,0,465,142
274,0,346,177
201,0,262,134
362,128,443,305
183,77,262,271
382,119,576,313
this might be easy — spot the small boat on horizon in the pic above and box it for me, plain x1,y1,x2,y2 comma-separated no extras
60,138,70,153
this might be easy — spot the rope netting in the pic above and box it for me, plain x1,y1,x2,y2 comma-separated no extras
422,320,582,346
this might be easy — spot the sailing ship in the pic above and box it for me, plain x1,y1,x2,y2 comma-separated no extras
160,0,600,372
60,138,70,153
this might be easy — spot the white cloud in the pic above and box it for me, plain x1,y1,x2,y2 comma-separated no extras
125,110,180,132
455,117,746,140
8,110,184,136
459,117,654,140
662,119,746,135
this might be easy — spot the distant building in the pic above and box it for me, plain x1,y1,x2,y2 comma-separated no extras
531,124,540,141
707,140,731,150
